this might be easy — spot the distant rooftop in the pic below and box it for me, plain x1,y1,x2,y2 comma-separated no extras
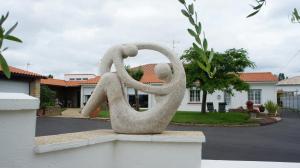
277,76,300,85
64,74,96,75
239,72,278,83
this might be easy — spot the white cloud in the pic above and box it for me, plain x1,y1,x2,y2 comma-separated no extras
0,0,300,79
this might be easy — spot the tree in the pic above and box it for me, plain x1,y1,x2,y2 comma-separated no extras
0,12,22,78
48,74,54,78
291,8,300,23
278,73,287,81
126,66,144,111
181,48,255,113
40,85,56,108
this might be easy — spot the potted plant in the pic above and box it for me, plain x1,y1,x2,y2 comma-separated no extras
246,100,258,119
246,100,254,110
264,101,278,117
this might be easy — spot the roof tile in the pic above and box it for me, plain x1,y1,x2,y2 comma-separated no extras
239,72,278,82
0,66,45,78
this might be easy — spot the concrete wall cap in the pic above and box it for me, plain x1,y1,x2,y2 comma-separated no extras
35,130,205,153
0,93,39,110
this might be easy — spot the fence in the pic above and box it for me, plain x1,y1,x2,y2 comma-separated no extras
280,93,300,111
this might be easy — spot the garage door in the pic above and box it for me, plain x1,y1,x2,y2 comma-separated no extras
0,80,29,94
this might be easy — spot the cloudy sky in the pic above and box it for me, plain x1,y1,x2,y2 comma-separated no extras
1,0,300,79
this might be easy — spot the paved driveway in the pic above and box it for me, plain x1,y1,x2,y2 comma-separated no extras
36,111,300,163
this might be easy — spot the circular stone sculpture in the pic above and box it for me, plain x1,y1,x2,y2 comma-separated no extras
81,43,186,134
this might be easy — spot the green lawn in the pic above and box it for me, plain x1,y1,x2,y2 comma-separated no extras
98,110,254,125
99,110,109,118
172,111,253,125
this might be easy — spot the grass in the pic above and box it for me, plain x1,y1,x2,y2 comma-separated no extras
99,110,109,118
98,110,255,125
172,111,253,125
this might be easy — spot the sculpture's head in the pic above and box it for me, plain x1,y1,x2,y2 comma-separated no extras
154,63,172,82
121,44,138,58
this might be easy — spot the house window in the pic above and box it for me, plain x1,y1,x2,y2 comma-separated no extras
189,88,201,102
224,91,231,105
248,89,262,104
70,78,75,81
76,78,81,80
84,95,91,105
83,78,88,80
128,95,148,108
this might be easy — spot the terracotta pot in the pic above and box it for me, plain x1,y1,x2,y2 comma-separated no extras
89,107,100,118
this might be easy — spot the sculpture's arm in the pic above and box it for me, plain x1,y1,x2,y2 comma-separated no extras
111,43,186,96
81,81,107,117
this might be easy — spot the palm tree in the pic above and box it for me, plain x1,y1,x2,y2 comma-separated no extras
126,66,144,111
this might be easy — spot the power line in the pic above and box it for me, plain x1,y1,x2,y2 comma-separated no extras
279,50,300,73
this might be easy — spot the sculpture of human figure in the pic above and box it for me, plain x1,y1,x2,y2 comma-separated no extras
81,43,186,134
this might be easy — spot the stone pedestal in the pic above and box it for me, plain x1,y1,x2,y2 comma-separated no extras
35,130,206,168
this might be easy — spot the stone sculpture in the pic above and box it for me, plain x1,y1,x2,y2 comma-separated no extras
81,43,186,134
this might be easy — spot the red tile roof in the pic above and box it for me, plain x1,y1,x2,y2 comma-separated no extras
239,72,278,83
134,64,162,83
41,64,277,87
80,76,101,84
41,76,101,87
41,78,81,87
0,66,45,78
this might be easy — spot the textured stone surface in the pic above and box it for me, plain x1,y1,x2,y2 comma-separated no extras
35,129,205,153
81,43,186,134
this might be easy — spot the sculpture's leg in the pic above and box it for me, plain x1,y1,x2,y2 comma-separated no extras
81,77,107,117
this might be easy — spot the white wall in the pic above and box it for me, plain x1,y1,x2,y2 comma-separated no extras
0,79,29,94
64,74,96,81
251,83,277,105
81,85,95,107
0,93,205,168
177,89,224,112
277,85,300,93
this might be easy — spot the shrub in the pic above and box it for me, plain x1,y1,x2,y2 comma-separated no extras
259,105,265,112
40,85,56,108
264,101,278,114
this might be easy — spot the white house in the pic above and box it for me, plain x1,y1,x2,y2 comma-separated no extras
42,64,278,111
0,66,45,98
178,72,278,111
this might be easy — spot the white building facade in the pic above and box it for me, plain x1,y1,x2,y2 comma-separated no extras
64,74,96,81
78,65,278,112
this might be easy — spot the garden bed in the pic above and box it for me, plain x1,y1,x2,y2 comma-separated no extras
38,107,66,116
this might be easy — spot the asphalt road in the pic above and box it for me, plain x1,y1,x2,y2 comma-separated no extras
36,111,300,163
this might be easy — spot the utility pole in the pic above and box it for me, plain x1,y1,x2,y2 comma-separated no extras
172,40,180,51
26,62,31,71
171,40,180,55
